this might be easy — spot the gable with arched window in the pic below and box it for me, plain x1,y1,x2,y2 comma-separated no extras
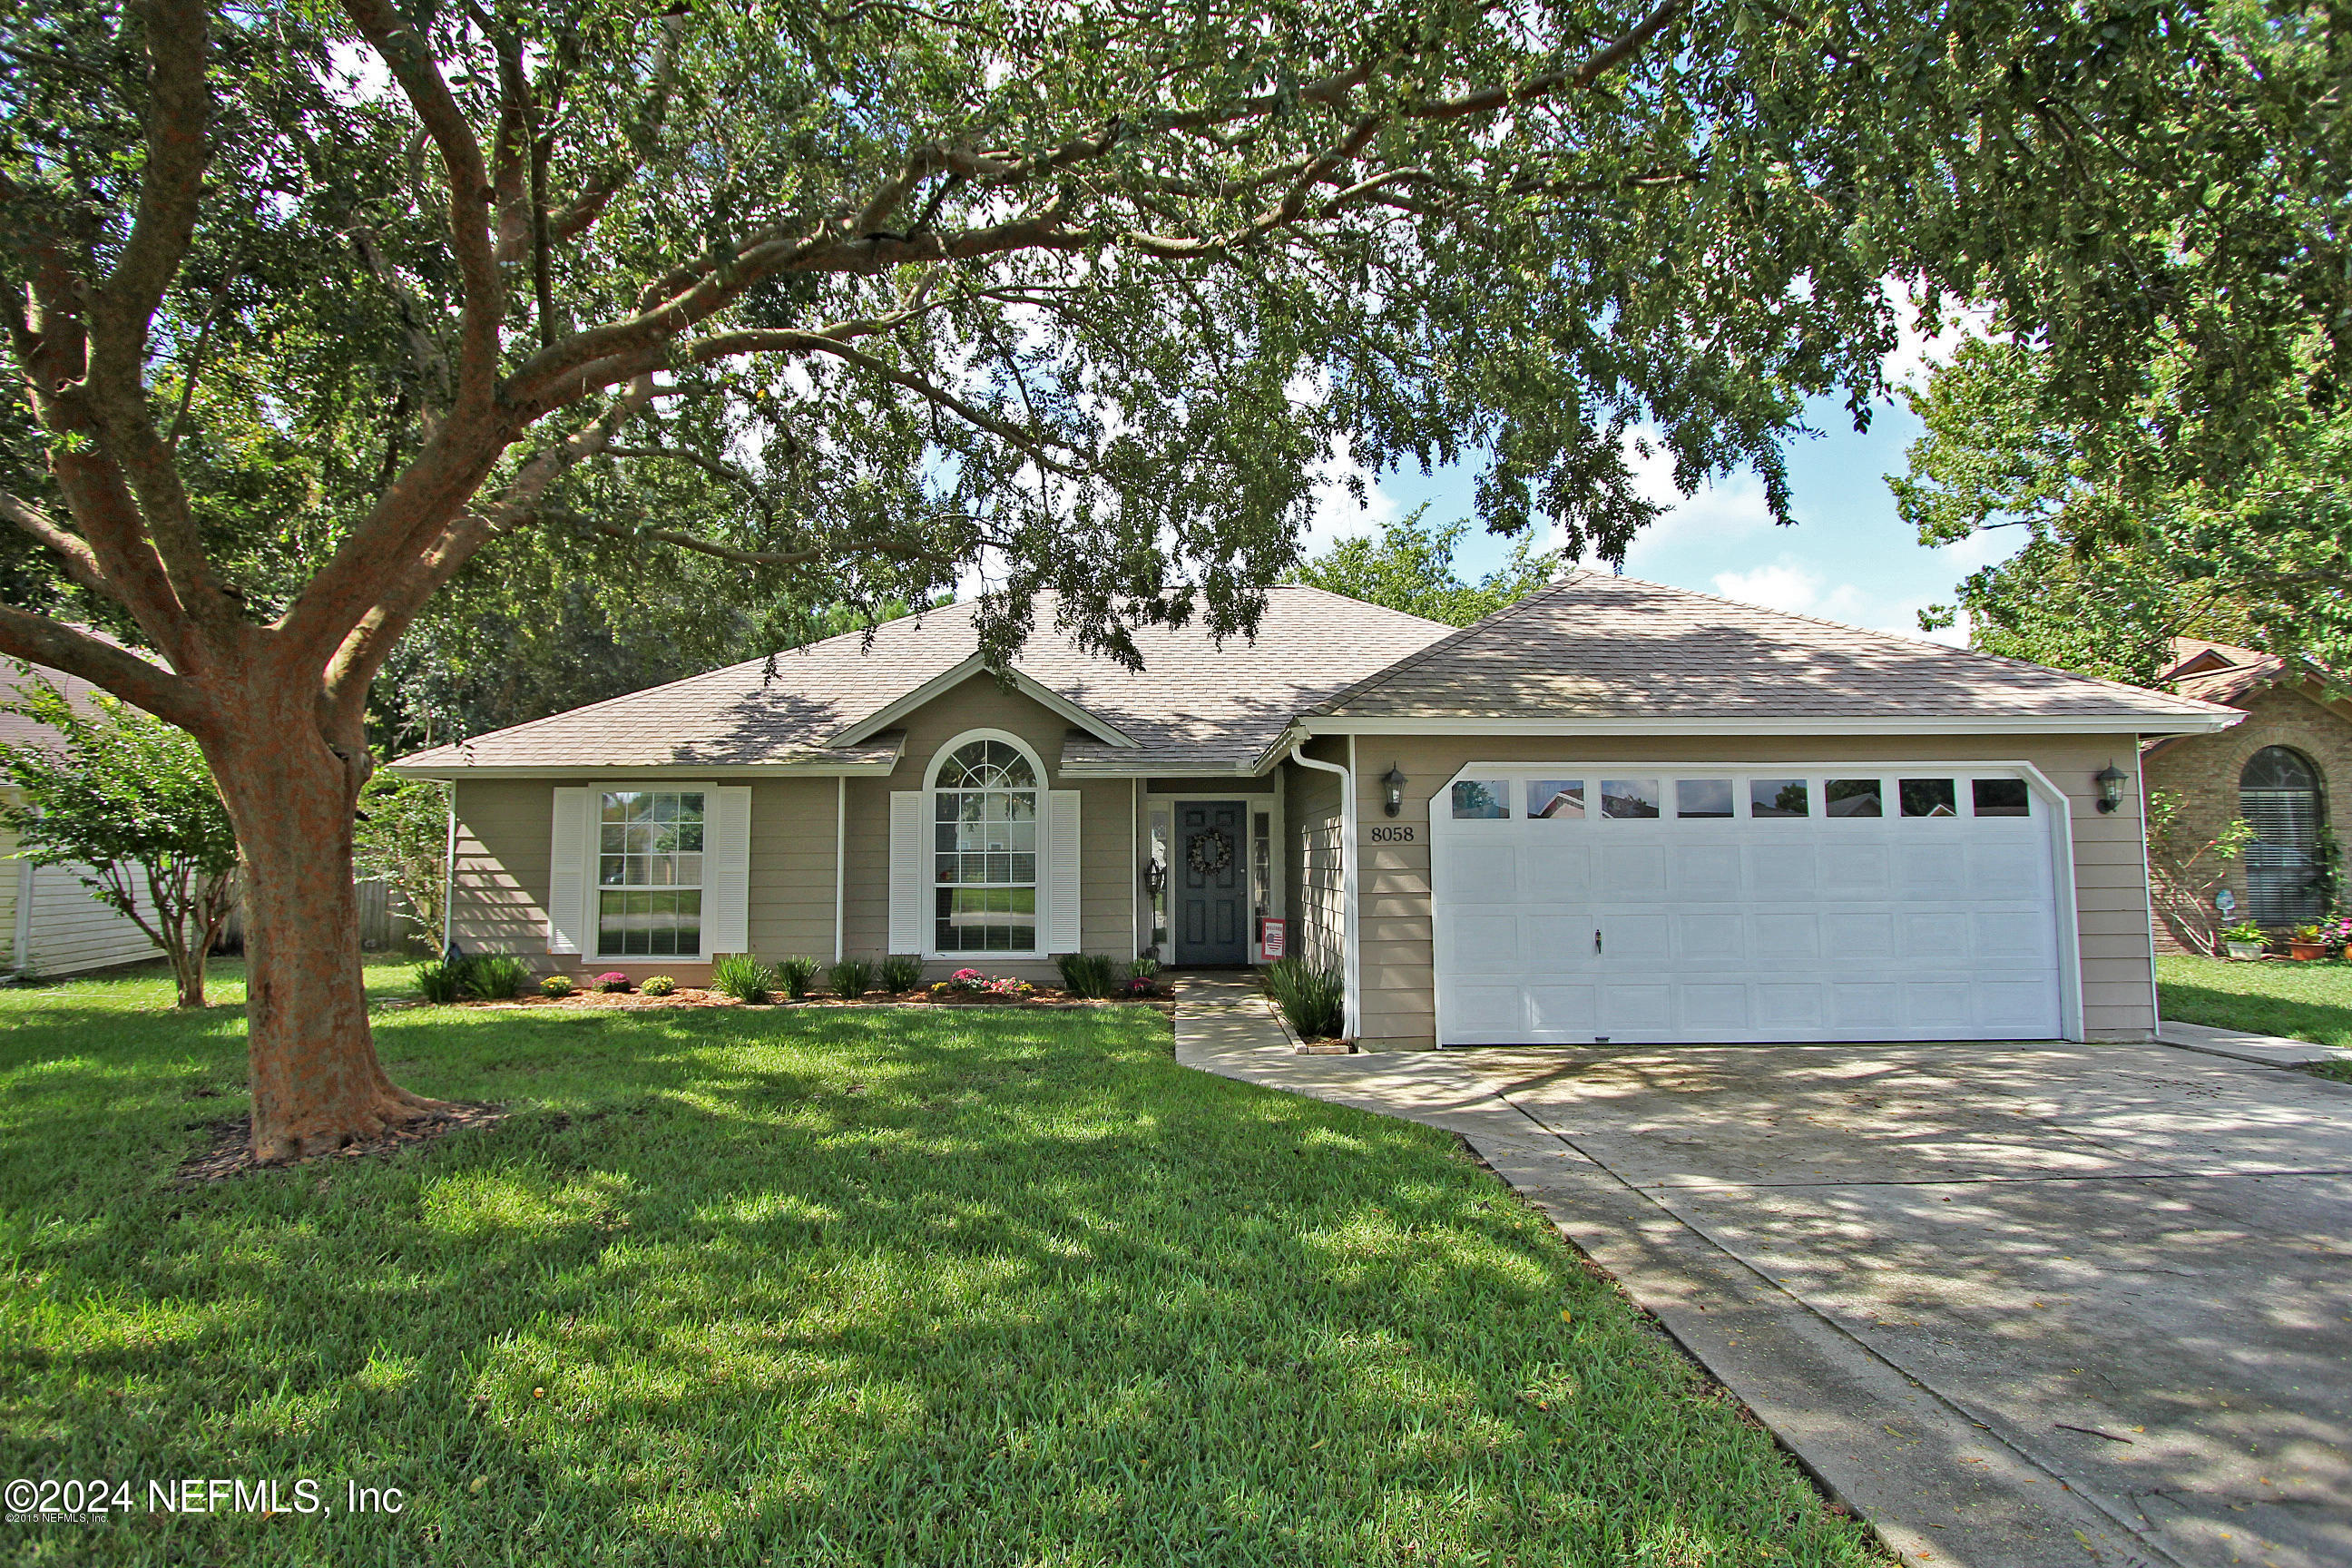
888,730,1080,958
929,735,1040,953
2240,745,2328,924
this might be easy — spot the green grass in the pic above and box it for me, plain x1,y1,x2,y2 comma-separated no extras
2156,955,2352,1083
2,961,1883,1565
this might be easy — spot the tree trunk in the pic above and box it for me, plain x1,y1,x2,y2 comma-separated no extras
203,710,450,1162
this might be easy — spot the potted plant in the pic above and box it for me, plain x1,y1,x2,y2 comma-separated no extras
2221,921,2266,961
2288,924,2329,960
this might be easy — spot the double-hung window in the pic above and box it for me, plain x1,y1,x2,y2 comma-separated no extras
597,789,704,956
933,740,1038,952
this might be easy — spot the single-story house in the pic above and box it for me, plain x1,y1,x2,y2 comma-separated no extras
2142,637,2352,946
391,572,2240,1046
0,657,169,978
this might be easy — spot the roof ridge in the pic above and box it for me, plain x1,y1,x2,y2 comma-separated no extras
1591,571,2239,718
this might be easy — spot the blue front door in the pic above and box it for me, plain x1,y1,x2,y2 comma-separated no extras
1177,801,1249,965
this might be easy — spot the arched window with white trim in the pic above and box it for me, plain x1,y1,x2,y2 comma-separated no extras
928,734,1040,953
2241,745,2328,924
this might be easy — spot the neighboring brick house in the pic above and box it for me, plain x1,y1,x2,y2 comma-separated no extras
2142,639,2352,951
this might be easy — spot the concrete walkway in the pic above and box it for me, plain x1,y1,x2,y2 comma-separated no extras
1173,981,2352,1568
2158,1018,2352,1070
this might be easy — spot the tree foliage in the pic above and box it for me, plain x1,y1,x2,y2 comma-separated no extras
0,668,236,1004
1293,506,1559,626
1896,337,2347,683
351,771,448,946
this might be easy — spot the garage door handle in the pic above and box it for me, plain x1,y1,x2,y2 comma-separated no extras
1594,927,1602,956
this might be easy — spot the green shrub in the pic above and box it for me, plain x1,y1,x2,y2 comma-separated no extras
1055,953,1119,998
414,958,470,1004
778,956,822,1000
878,955,924,994
710,953,778,1003
640,975,676,997
540,974,576,998
468,954,533,1000
1263,957,1345,1040
1127,956,1161,981
827,958,874,999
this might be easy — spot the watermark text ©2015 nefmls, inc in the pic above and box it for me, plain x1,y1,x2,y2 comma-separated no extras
7,1476,406,1523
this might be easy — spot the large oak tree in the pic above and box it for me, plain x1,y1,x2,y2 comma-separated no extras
2,0,2339,1158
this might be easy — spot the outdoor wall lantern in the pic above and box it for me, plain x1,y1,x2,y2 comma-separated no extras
1383,763,1406,818
2094,763,2130,814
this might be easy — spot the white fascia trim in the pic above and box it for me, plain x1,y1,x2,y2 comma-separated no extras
1289,743,1359,1042
830,654,1138,750
1298,713,2239,738
385,753,902,781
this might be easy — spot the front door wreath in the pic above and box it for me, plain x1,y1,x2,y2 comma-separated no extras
1186,827,1234,878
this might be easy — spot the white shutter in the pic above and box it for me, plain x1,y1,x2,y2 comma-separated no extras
546,787,591,955
888,791,926,955
702,785,751,956
1048,789,1082,954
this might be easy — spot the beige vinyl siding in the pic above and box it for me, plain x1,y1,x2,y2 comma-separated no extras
1285,742,1345,973
746,779,842,964
1348,732,2158,1048
1079,779,1135,959
16,864,159,975
448,779,560,967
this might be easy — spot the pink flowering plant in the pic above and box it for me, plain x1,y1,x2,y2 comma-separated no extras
593,971,632,993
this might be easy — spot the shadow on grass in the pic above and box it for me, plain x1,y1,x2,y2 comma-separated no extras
1,1001,1882,1566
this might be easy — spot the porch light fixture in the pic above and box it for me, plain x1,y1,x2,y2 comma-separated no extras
2094,763,2129,814
1382,764,1406,817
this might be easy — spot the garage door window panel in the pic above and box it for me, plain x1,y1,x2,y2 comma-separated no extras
1451,779,1511,819
1900,779,1958,818
1971,779,2032,818
1601,779,1661,818
1750,779,1810,818
1528,779,1585,819
1826,779,1884,818
1676,779,1734,818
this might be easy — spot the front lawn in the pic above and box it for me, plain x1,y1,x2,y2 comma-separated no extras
0,964,1881,1565
2156,955,2352,1082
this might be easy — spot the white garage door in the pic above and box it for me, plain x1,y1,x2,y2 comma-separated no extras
1432,768,2067,1044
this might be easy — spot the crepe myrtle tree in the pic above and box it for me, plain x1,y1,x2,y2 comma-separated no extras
1,0,2336,1159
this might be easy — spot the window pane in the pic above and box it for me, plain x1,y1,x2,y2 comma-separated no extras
677,823,703,853
936,822,957,853
1600,779,1661,818
1972,779,2031,818
1676,779,1734,818
936,793,959,822
1750,779,1808,818
600,824,626,852
1900,779,1958,818
1451,779,1510,819
1826,779,1883,818
600,855,624,886
1012,853,1035,883
1528,779,1583,819
936,853,960,882
677,792,704,820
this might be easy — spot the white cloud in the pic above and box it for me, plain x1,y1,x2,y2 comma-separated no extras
1879,279,2004,393
1299,435,1401,557
1710,555,1972,647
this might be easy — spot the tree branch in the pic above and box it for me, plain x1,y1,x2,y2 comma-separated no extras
0,609,201,730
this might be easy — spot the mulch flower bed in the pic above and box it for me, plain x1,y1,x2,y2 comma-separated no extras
416,987,1173,1013
173,1103,508,1185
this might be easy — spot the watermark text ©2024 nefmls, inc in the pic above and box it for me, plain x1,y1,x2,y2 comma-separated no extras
7,1476,406,1523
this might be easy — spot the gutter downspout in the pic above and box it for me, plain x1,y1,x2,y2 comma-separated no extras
834,777,847,964
1288,744,1359,1043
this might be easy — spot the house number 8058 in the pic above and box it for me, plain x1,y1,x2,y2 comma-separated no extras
1367,826,1416,843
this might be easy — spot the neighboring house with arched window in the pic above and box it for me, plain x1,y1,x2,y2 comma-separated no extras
2142,639,2352,949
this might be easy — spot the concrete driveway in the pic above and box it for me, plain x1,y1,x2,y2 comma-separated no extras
1177,994,2352,1568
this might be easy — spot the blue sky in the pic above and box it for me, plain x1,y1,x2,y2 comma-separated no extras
1302,323,2020,645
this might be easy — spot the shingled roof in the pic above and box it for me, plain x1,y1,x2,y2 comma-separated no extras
390,587,1455,777
1307,571,2240,733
